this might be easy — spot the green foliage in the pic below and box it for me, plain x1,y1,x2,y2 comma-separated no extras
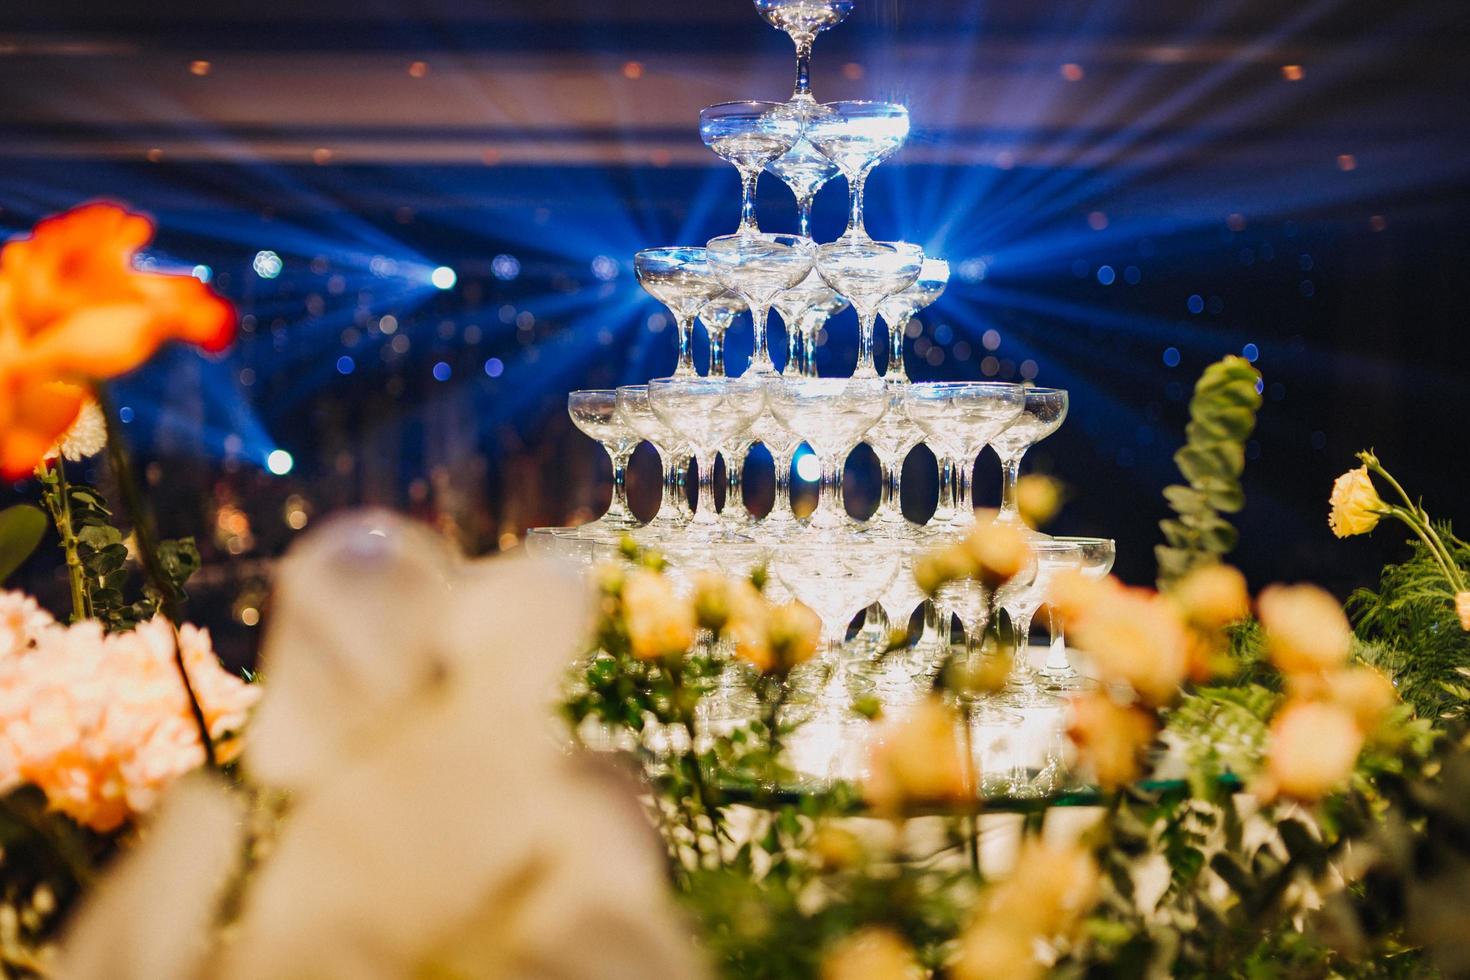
1348,524,1470,720
0,504,46,583
1157,355,1263,586
1165,683,1278,800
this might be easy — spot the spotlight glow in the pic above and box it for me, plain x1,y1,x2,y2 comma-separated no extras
191,264,212,283
795,452,821,482
266,449,294,475
431,265,457,289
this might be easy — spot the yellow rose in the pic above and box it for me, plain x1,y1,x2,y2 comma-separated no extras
1290,664,1398,734
1257,583,1352,675
821,927,924,980
1015,473,1063,529
1265,700,1363,800
1328,465,1385,538
762,600,822,675
951,921,1042,980
865,697,971,812
1066,691,1157,790
621,567,696,661
963,517,1031,586
1170,564,1251,630
989,840,1100,938
1069,589,1189,706
1457,592,1470,632
914,543,978,595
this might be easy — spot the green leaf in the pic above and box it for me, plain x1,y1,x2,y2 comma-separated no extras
0,504,47,583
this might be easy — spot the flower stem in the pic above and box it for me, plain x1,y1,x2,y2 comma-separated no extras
96,386,217,769
38,458,92,622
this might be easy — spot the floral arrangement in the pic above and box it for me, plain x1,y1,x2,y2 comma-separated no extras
4,202,1470,980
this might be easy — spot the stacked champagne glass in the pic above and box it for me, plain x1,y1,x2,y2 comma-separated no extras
532,0,1116,798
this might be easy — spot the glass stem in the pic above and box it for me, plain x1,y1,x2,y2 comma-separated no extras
855,309,877,377
656,449,683,521
935,456,955,524
785,316,801,376
1043,607,1071,674
707,330,726,377
797,197,814,240
724,450,747,519
886,313,911,381
844,172,868,240
739,168,761,234
1000,453,1025,519
606,448,633,520
792,36,814,99
802,327,819,377
675,314,696,377
816,453,845,526
953,453,973,522
1013,610,1035,675
695,451,719,523
749,305,774,374
771,447,796,521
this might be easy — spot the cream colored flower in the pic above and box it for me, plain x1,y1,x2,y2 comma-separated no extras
962,517,1031,586
1328,465,1385,538
1170,563,1250,630
1257,583,1352,675
913,542,979,595
693,572,771,668
1289,664,1398,735
1068,588,1189,706
46,397,107,463
865,697,971,812
765,600,822,674
821,927,923,980
1065,691,1157,790
951,920,1039,980
0,588,55,657
621,567,696,661
1045,567,1122,627
1015,474,1063,529
1265,700,1363,800
1457,592,1470,632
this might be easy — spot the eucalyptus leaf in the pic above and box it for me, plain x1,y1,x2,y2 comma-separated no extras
0,504,47,583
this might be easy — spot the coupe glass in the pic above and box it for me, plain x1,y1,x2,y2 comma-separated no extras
865,383,924,533
766,377,887,531
774,538,898,670
754,0,856,101
994,538,1085,686
648,377,766,538
699,101,803,234
797,291,850,377
698,290,746,377
991,387,1069,526
614,385,691,535
567,390,642,535
878,258,949,382
1041,536,1115,683
772,270,844,377
635,248,726,378
767,137,839,239
815,240,923,377
706,232,815,377
806,101,910,242
903,382,1026,530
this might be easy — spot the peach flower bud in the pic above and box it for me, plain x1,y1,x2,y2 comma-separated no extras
821,927,924,980
1457,592,1470,632
962,518,1031,586
1015,473,1063,529
811,824,865,871
1328,465,1385,539
620,568,695,661
765,601,822,674
1257,583,1353,675
1066,691,1157,790
1046,567,1120,627
1290,664,1398,734
864,698,971,812
1170,564,1251,630
913,543,978,595
1069,589,1189,706
952,921,1040,980
1266,700,1363,800
989,840,1101,939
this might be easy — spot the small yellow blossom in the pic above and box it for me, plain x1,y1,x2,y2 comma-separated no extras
764,601,822,675
1257,583,1353,675
865,697,971,812
1068,587,1189,706
1066,691,1157,789
1264,699,1363,801
1170,563,1251,630
620,568,695,661
1289,664,1398,735
1015,473,1063,528
962,517,1031,586
821,927,924,980
1457,592,1470,632
1328,465,1385,538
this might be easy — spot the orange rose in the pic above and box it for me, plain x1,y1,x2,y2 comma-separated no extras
0,202,235,478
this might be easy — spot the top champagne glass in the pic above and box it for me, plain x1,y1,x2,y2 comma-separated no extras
806,101,910,242
700,101,803,234
754,0,857,102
